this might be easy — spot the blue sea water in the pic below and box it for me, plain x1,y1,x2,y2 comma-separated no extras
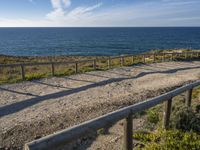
0,27,200,56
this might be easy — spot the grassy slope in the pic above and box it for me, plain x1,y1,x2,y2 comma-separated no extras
133,86,200,149
0,49,199,85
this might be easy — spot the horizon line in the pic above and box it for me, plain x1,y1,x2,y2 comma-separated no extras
0,26,200,28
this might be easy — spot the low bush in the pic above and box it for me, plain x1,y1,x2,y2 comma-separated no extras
172,106,200,133
26,73,46,81
133,130,200,150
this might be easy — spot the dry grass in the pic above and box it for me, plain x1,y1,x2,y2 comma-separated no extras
0,49,199,85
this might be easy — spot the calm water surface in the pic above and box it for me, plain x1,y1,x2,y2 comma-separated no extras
0,27,200,56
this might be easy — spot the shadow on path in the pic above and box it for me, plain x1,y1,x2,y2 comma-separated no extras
62,77,96,84
83,73,111,79
31,80,73,90
1,65,200,117
0,87,39,97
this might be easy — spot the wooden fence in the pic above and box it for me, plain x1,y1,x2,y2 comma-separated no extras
0,52,199,81
24,80,200,150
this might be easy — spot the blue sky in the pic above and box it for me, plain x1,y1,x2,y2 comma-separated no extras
0,0,200,27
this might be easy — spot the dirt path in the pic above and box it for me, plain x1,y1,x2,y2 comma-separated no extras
1,61,200,149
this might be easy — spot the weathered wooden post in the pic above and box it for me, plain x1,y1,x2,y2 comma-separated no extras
21,64,25,80
143,55,146,63
185,52,187,59
185,89,193,107
93,60,96,70
153,53,156,63
132,56,134,64
75,62,78,73
163,98,172,129
51,63,55,76
163,53,165,62
171,53,174,61
196,52,198,58
108,57,111,69
123,113,133,150
121,56,124,66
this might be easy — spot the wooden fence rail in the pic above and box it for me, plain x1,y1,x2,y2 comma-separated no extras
24,80,200,150
0,52,200,81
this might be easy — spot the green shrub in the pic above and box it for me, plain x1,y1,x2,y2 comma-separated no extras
133,130,200,150
146,109,159,124
26,73,46,81
172,106,200,133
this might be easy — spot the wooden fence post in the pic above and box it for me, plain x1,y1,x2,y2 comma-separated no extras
75,62,78,73
143,55,146,63
196,52,198,58
123,113,133,150
163,98,172,129
185,53,187,59
153,54,156,63
121,56,124,66
171,53,173,61
186,89,193,107
51,63,55,76
132,56,134,64
108,57,111,69
93,60,96,70
21,64,25,80
163,53,165,62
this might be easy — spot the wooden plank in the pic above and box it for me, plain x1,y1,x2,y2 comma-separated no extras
0,52,197,69
25,80,200,150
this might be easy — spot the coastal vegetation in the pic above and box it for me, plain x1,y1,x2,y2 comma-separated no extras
0,49,199,85
133,86,200,149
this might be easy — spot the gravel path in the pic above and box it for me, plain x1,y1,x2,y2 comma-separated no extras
1,61,200,149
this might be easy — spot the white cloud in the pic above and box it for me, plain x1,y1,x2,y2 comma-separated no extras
47,0,71,20
46,8,65,20
51,0,71,9
46,0,103,23
0,18,53,27
0,0,200,27
67,3,102,19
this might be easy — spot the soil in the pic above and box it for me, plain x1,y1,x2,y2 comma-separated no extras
1,61,200,150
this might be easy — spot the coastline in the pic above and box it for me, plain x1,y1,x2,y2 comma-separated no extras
0,49,199,85
0,49,198,64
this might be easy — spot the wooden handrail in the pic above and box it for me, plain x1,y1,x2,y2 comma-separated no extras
24,80,200,150
0,52,199,68
0,52,199,81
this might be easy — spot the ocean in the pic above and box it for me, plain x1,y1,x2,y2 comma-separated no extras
0,27,200,56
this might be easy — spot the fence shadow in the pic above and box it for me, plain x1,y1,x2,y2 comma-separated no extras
1,65,200,117
62,76,96,84
31,80,73,90
0,87,39,97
